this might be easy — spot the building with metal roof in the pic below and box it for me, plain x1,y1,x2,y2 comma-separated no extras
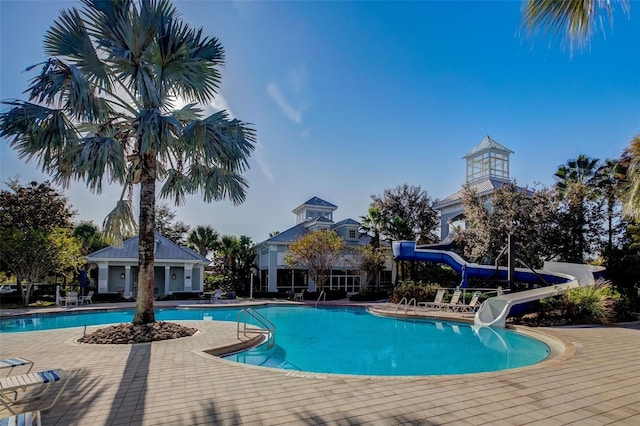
254,197,394,295
86,233,210,299
434,136,517,240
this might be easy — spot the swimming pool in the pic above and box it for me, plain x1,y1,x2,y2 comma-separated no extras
0,305,550,376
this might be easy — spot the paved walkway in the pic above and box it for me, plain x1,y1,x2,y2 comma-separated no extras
1,301,639,425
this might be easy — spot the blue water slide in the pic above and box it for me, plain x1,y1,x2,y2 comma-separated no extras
392,241,572,285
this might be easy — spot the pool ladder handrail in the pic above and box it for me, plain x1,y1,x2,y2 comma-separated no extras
315,290,326,307
237,308,276,349
395,297,417,317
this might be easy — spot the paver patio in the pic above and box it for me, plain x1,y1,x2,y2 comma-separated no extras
0,301,638,425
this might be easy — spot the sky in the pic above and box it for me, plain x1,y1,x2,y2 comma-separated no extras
1,0,639,243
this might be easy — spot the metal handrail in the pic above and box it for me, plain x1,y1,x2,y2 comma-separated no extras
395,297,417,317
237,308,276,349
315,290,326,307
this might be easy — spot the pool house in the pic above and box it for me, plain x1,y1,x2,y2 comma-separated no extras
85,233,210,299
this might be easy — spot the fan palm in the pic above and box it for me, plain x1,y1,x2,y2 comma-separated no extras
522,0,630,51
0,0,256,324
187,225,220,258
620,136,640,221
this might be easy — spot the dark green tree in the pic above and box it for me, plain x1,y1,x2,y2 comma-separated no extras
155,204,190,245
370,184,438,245
187,225,219,257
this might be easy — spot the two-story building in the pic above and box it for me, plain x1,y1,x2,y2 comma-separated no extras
253,197,393,294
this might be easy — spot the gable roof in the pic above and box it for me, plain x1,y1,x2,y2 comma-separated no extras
292,196,337,215
86,233,210,263
333,218,360,227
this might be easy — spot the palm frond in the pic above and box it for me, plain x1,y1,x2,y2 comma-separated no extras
44,6,110,89
158,168,194,206
523,0,630,51
189,164,248,205
0,100,80,187
103,198,138,247
74,136,128,193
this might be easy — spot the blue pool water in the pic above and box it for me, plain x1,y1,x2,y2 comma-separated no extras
0,305,550,376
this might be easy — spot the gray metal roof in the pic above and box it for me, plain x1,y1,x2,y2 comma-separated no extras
333,218,360,227
86,233,210,263
434,178,510,210
463,135,513,159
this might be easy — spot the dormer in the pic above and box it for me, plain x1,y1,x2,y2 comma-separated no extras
304,216,334,232
463,135,513,184
293,197,337,224
332,219,361,242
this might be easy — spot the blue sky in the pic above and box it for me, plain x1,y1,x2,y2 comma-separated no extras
1,0,639,243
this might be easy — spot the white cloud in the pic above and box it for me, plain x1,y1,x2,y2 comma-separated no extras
266,83,303,123
288,66,307,95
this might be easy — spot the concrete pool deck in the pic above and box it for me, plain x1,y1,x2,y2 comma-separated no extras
1,300,639,425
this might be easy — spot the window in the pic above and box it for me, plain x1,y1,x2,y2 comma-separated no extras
348,229,357,239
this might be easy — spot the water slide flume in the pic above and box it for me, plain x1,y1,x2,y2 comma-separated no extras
392,241,603,327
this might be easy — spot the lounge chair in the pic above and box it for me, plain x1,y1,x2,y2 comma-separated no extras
0,369,67,415
0,358,33,377
213,289,222,302
419,289,446,309
79,290,94,305
457,292,482,313
0,410,42,426
440,289,462,311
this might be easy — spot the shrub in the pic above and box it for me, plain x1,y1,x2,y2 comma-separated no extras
391,281,441,304
563,281,621,324
349,289,390,301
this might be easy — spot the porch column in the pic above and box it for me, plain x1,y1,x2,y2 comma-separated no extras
164,266,170,295
268,246,278,292
196,265,204,292
123,265,132,299
98,262,108,293
184,264,193,291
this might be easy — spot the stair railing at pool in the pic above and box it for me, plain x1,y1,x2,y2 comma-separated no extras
395,297,417,317
237,308,276,349
315,290,326,307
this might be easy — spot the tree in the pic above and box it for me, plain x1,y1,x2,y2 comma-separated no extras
360,206,384,249
522,0,631,52
155,204,190,244
356,245,386,290
0,0,256,324
187,225,219,257
554,155,602,262
370,184,439,244
213,234,254,294
619,135,640,221
285,230,347,292
0,179,79,304
73,221,109,254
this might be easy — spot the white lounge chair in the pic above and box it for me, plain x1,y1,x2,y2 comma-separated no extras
441,289,462,311
293,289,305,302
0,410,42,426
213,289,222,302
0,369,67,415
0,358,33,378
457,292,482,313
419,289,446,309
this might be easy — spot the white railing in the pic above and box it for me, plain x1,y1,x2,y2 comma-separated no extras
237,308,275,349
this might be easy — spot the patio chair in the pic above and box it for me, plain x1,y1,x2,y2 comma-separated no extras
0,410,41,426
0,358,33,378
63,292,78,307
440,289,462,311
79,291,94,305
418,289,446,309
293,289,305,302
0,369,68,415
213,289,222,302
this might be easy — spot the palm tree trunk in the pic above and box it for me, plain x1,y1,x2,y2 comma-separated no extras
133,151,157,325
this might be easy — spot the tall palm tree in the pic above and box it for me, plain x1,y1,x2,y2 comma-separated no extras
360,206,384,248
523,0,630,51
554,154,600,197
620,136,640,221
0,0,256,324
187,225,220,258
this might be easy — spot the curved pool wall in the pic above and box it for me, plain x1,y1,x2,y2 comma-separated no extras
0,305,550,376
